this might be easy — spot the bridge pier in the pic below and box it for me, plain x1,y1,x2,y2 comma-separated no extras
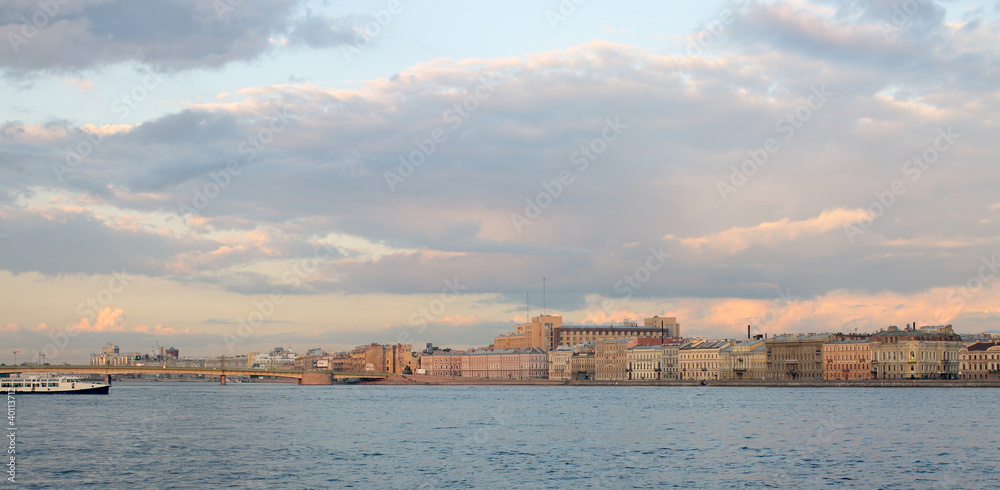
298,372,333,385
220,374,226,385
105,374,112,386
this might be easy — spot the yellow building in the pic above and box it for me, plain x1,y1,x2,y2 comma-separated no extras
643,315,681,338
548,346,574,380
494,314,563,350
870,325,963,379
679,340,730,381
494,314,682,351
720,339,767,380
627,345,665,380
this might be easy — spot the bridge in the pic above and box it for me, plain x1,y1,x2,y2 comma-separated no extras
0,365,391,385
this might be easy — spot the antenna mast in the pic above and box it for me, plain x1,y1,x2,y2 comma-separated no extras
542,276,546,316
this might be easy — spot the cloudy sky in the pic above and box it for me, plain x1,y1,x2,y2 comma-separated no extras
2,0,999,363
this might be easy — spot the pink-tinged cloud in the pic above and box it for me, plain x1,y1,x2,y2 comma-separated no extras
670,207,869,255
61,307,187,335
1,323,23,333
70,307,127,332
437,314,481,327
133,324,189,335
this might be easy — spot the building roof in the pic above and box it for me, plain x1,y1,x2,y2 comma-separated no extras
628,345,664,351
964,342,1000,352
558,325,669,332
680,340,730,350
768,333,835,342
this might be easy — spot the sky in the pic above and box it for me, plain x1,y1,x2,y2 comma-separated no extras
1,0,999,363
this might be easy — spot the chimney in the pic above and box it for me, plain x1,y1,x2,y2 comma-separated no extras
748,325,751,340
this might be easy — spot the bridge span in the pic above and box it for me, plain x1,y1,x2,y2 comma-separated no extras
0,365,390,385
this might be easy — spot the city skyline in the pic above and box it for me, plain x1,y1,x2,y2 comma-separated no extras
3,0,1000,363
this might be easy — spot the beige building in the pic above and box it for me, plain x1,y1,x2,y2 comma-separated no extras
549,342,597,380
554,319,680,349
643,315,681,337
419,349,547,379
494,314,682,351
870,325,964,379
679,340,731,381
719,339,767,380
765,333,836,380
494,314,563,350
548,346,574,380
627,345,665,380
960,341,1000,380
822,340,872,380
595,339,631,381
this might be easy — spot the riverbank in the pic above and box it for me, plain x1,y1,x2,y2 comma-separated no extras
365,375,1000,388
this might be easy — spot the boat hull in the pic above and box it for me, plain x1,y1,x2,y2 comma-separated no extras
13,385,109,395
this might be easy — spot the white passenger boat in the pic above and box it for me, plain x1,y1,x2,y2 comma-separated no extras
1,376,110,394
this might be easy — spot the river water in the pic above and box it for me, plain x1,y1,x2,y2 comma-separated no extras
10,383,999,488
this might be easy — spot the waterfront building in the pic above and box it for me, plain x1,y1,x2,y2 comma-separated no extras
822,340,871,380
764,333,836,380
718,345,733,380
632,337,686,380
627,345,664,380
679,340,731,381
869,325,964,379
569,344,597,380
959,341,1000,380
720,339,767,380
464,348,548,379
548,342,598,380
418,349,547,379
548,346,574,380
493,314,682,351
419,351,463,376
595,339,631,381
